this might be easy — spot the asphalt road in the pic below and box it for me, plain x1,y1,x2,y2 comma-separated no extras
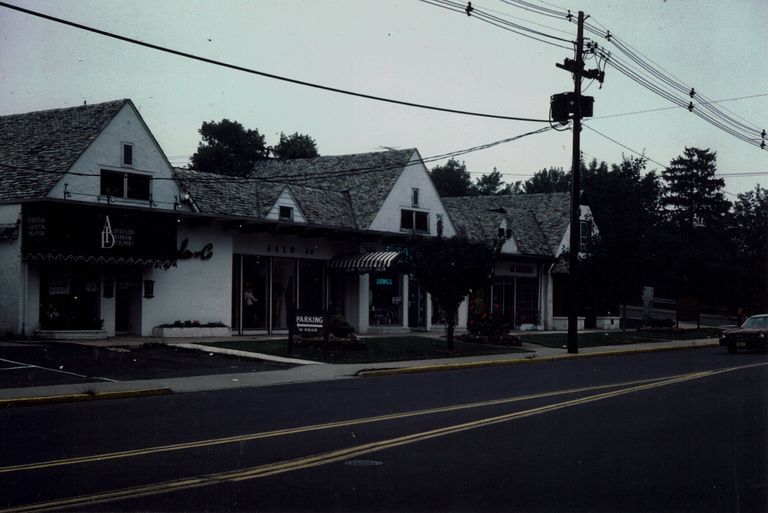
1,346,766,512
0,342,294,388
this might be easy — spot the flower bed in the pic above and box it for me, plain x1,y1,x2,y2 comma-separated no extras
153,321,230,338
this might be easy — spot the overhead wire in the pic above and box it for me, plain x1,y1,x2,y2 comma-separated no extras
0,1,549,123
491,0,766,150
418,0,573,49
0,126,555,185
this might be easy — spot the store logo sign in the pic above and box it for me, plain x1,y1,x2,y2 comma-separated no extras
101,216,116,249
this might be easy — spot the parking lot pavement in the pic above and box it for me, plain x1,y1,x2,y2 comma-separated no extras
0,341,297,389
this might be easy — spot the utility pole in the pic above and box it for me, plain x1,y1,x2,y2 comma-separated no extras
566,11,585,354
551,11,601,354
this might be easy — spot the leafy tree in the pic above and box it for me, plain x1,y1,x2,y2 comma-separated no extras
474,168,505,195
430,159,475,197
523,167,570,193
409,235,494,348
731,185,768,312
191,119,268,177
579,156,664,319
272,131,319,160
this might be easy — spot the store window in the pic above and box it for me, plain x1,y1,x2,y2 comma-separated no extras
369,272,402,325
298,259,324,311
39,265,101,330
271,257,297,330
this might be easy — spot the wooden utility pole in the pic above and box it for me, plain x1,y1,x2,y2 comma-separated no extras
566,11,585,354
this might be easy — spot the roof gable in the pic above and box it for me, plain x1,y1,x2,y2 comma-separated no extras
0,100,129,201
443,192,571,258
252,149,415,229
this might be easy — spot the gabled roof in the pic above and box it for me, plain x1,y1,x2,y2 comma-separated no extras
173,168,356,228
442,192,571,258
0,99,129,201
251,149,416,229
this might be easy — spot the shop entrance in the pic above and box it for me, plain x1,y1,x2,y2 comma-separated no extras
114,270,143,335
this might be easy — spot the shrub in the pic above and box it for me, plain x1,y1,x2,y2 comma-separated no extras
330,315,355,338
158,320,227,328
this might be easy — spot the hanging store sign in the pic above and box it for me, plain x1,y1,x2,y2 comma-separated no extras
22,203,178,267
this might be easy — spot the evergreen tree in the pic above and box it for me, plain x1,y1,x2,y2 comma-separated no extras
662,147,730,228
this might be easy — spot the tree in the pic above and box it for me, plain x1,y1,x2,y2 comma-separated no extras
409,236,494,348
430,159,475,197
523,167,570,193
731,185,768,312
579,156,664,319
474,168,505,195
662,147,730,229
272,131,319,160
191,119,268,177
658,147,732,303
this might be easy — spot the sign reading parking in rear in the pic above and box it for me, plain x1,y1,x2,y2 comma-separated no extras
295,312,327,337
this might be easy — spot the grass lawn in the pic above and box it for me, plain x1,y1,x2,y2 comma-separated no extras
202,336,530,364
520,328,722,349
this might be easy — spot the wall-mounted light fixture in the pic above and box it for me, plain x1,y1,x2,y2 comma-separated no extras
143,280,155,299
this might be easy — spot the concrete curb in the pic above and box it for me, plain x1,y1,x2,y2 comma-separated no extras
356,340,720,377
0,388,172,409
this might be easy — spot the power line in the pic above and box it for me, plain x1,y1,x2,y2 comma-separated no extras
593,93,768,120
418,0,573,49
0,1,549,123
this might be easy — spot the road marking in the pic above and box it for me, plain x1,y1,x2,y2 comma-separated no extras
0,375,674,474
0,357,93,380
3,362,766,513
0,365,35,370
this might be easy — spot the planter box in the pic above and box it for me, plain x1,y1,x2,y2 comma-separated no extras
152,326,231,338
595,316,621,330
35,329,108,340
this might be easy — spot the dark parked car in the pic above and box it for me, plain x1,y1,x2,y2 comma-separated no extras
720,314,768,353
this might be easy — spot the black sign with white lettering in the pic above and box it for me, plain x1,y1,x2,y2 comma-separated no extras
22,203,177,263
294,311,328,337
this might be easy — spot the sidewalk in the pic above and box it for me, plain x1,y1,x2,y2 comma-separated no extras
0,334,719,407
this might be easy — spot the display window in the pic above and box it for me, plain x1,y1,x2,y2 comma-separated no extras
369,272,402,326
39,265,101,330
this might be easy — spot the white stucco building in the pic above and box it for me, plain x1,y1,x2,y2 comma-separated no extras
0,99,602,340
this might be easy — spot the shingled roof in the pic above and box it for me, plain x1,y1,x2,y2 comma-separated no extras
443,192,571,258
252,149,417,229
173,168,356,228
0,99,129,201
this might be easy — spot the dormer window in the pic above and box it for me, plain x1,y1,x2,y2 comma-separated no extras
122,143,134,167
279,206,293,221
412,188,420,207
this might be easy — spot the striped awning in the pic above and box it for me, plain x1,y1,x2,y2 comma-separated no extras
328,251,404,273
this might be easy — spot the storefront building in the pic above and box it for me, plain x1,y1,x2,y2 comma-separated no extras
0,99,463,338
1,99,600,339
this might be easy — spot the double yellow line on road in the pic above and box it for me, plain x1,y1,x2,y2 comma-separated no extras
3,362,765,513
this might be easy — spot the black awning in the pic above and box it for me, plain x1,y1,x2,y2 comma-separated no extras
328,251,404,273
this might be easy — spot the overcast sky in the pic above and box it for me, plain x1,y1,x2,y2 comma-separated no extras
1,0,765,196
